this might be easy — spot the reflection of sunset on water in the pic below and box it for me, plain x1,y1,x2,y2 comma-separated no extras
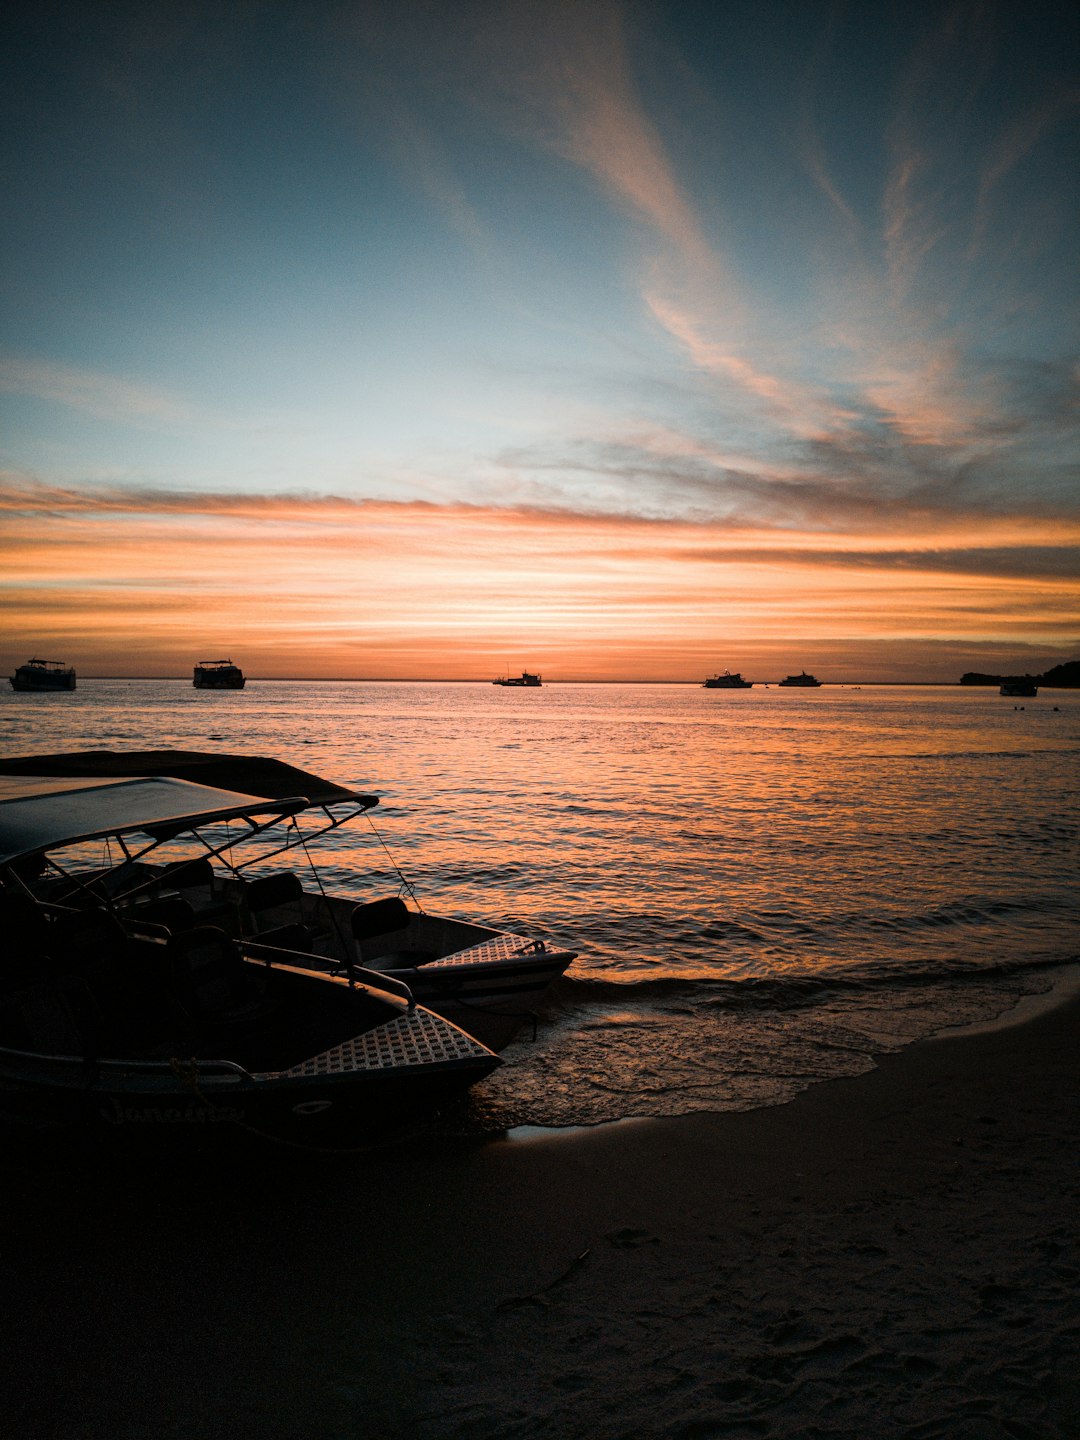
4,678,1074,1128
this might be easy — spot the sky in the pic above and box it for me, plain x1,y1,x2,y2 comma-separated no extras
2,0,1078,682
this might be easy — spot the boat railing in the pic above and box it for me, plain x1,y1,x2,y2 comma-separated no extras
0,1045,255,1080
241,940,416,1007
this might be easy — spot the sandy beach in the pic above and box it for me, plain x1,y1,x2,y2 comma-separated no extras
3,986,1078,1440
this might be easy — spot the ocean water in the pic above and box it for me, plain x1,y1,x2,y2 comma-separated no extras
2,679,1077,1133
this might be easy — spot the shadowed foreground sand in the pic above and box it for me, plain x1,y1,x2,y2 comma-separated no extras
2,988,1078,1439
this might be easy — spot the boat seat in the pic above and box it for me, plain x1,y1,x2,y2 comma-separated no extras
125,895,197,935
245,871,304,912
189,897,243,937
351,896,411,942
42,909,174,1048
350,897,423,969
167,925,265,1024
157,856,215,890
45,907,128,976
100,861,157,900
241,872,313,951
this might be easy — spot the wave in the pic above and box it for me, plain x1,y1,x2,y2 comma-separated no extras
553,952,1077,1014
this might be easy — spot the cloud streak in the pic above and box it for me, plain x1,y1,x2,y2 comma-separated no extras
0,357,194,426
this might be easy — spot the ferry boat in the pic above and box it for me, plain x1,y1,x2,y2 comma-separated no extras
703,671,752,689
10,659,76,692
778,671,822,688
493,671,542,687
193,660,245,690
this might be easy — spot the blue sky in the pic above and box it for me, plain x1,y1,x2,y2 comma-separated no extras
2,0,1077,678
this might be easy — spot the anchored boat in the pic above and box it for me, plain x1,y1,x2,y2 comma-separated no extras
703,671,752,689
493,671,542,687
10,659,76,693
193,660,245,690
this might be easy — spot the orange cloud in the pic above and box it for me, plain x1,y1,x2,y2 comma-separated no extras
2,481,1077,682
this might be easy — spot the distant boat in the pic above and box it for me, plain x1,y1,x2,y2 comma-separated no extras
703,671,752,689
1000,677,1038,697
493,671,542,688
778,671,822,688
9,658,76,692
193,659,245,690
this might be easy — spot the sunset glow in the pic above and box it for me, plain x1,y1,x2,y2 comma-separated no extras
2,2,1077,681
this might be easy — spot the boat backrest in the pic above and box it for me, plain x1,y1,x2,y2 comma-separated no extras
158,857,215,890
125,895,197,935
245,870,304,913
350,896,410,942
167,925,260,1018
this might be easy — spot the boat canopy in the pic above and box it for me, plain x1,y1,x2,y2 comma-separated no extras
0,774,310,867
0,750,377,809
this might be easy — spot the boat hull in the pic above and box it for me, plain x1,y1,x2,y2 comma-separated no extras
388,950,574,1050
193,674,245,689
0,1034,498,1147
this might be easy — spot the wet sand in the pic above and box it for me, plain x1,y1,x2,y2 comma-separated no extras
2,989,1078,1439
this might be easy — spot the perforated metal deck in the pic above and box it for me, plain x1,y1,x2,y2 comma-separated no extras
254,1010,491,1080
425,935,546,969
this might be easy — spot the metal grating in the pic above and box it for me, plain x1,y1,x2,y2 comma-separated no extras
255,1010,490,1080
425,934,542,969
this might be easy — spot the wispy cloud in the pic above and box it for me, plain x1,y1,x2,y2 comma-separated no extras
0,357,194,426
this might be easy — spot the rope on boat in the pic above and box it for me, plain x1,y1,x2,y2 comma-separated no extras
288,816,354,968
364,815,424,913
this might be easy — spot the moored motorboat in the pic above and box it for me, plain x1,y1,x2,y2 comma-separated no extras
193,660,245,689
0,750,577,1053
10,659,76,692
0,770,501,1145
1000,677,1038,697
